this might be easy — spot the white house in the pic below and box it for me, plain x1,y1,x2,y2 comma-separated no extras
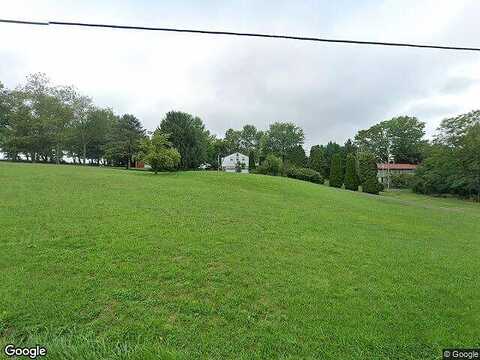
222,152,249,173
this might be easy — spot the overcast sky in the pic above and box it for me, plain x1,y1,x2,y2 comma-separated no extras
1,0,479,148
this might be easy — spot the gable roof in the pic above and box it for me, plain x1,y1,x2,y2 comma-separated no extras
223,152,248,159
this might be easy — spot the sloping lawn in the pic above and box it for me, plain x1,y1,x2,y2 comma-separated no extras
0,162,479,359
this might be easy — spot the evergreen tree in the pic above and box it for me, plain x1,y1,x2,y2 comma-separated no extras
344,153,359,191
308,145,327,177
285,145,307,167
324,141,342,179
358,151,381,194
329,153,344,188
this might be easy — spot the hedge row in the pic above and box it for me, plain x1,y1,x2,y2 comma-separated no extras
286,167,323,184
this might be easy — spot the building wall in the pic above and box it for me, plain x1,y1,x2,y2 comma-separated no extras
377,169,415,184
222,153,249,173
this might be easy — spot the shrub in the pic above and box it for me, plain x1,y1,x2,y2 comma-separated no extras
362,177,383,194
329,153,344,188
286,167,323,184
344,153,359,191
390,173,414,189
235,161,246,173
255,154,282,176
139,132,181,174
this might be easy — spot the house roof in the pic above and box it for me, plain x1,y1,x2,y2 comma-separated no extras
377,163,417,170
223,152,248,159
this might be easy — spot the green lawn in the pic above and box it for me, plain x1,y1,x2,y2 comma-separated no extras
1,162,479,360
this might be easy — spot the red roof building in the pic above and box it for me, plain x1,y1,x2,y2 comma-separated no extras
377,163,417,185
377,163,417,171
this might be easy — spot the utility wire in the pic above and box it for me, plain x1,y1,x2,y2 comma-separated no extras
1,18,480,52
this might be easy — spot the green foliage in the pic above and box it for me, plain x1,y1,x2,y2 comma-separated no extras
160,111,209,170
411,146,458,195
358,151,381,194
435,110,480,147
223,128,242,154
263,122,304,161
344,153,359,191
343,138,357,156
239,124,261,155
104,114,145,168
285,145,307,167
414,122,480,200
390,173,415,189
139,131,181,174
459,124,480,200
324,142,342,179
286,167,323,184
255,154,282,176
308,145,327,177
362,177,382,194
355,116,426,163
329,153,344,188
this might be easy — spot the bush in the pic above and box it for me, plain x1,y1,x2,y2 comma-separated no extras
344,153,359,191
329,153,344,188
235,161,246,173
362,177,383,194
390,173,414,189
255,154,282,176
286,167,323,184
411,175,427,194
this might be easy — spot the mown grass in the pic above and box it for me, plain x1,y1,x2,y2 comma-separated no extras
0,162,479,359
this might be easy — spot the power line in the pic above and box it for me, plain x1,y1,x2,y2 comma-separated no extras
1,18,480,52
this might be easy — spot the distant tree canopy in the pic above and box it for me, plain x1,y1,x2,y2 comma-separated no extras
1,73,478,200
104,114,146,168
263,122,304,162
355,116,426,163
413,112,480,200
434,110,480,147
159,111,210,170
0,73,149,166
285,145,307,167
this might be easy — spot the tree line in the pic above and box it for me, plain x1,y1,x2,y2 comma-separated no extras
1,73,478,199
412,111,480,200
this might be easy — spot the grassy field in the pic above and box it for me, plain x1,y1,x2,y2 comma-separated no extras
1,162,479,359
